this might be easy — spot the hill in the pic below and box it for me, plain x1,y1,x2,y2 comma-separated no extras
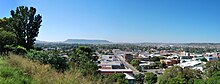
36,40,49,43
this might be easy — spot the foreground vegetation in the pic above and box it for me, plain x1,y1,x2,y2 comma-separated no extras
0,57,34,84
158,61,220,84
0,54,131,84
1,55,104,84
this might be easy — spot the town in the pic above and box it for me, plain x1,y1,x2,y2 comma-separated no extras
1,0,220,83
35,42,220,84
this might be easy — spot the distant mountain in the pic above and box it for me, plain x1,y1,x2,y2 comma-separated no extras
36,40,49,43
64,39,112,44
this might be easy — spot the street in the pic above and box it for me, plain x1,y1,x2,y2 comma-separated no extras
116,55,141,75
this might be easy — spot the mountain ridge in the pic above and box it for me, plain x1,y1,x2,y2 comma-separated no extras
36,39,112,44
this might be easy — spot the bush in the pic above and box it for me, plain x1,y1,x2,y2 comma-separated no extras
130,59,140,66
144,72,157,84
150,56,160,61
7,55,102,84
200,57,207,62
26,50,69,72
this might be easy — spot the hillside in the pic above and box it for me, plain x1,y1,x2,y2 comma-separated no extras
1,55,105,84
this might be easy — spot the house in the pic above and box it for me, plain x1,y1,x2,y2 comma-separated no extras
160,59,180,66
124,52,133,61
98,69,133,74
178,60,203,71
205,56,218,61
98,55,125,69
124,73,135,84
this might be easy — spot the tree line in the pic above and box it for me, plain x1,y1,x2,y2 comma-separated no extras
0,6,42,55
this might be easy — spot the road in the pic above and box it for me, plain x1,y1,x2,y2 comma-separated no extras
144,69,164,76
116,55,141,75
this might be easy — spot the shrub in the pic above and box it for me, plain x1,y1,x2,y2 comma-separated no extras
7,55,102,84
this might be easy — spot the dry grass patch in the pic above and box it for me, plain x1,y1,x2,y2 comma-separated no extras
7,55,100,84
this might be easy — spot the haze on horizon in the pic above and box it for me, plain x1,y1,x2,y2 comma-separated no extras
1,0,220,43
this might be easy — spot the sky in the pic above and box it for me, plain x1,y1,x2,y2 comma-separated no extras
1,0,220,43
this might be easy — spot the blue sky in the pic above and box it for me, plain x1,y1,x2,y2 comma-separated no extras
1,0,220,43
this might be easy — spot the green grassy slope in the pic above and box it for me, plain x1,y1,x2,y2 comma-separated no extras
0,57,34,84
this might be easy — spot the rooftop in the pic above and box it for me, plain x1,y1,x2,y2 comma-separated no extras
98,69,133,72
124,73,135,80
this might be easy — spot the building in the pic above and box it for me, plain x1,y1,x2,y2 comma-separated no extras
124,73,135,84
178,60,203,71
124,53,133,61
98,55,125,69
160,59,180,66
205,56,218,61
98,69,133,74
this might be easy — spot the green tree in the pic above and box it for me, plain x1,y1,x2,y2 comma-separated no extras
152,61,161,69
200,57,208,62
136,66,142,72
13,45,27,55
182,67,203,80
204,61,220,77
158,56,166,60
0,17,14,32
10,6,42,50
134,73,145,84
159,62,167,69
150,56,160,61
158,66,186,84
144,72,157,84
0,30,16,55
158,66,203,84
111,74,128,84
193,79,205,84
130,59,140,66
206,71,220,84
72,46,98,75
26,50,69,72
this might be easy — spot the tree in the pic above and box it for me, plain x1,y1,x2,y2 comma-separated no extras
13,45,27,55
0,30,16,55
144,72,157,84
10,6,42,50
136,66,142,72
151,61,161,69
26,50,69,72
134,74,145,84
74,46,93,62
182,67,203,80
158,66,186,84
200,57,208,62
204,61,220,77
0,17,14,32
159,62,167,69
158,66,203,84
206,71,220,84
158,56,166,60
72,46,98,75
150,56,160,61
81,61,98,76
193,79,205,84
130,59,140,66
111,74,128,84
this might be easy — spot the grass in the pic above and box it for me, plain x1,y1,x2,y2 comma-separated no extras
0,57,34,84
5,55,105,84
